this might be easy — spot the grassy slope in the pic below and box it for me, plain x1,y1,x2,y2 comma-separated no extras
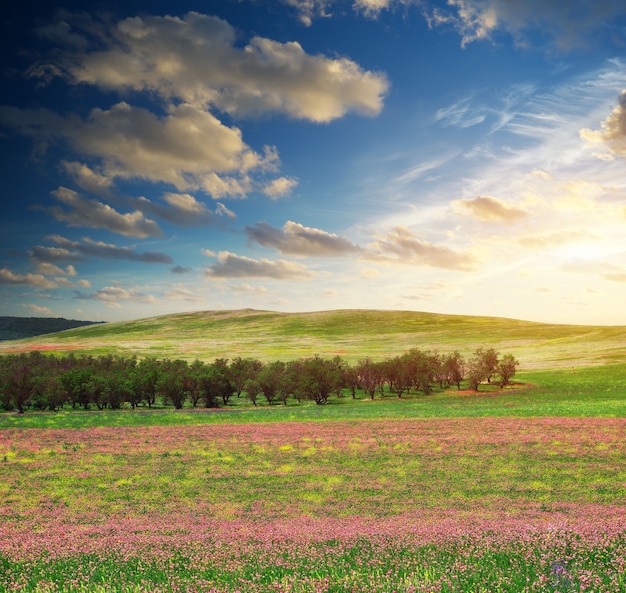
0,308,624,368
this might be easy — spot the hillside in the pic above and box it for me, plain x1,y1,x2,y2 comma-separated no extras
0,309,624,369
0,317,104,341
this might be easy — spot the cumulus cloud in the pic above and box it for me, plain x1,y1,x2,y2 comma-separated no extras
353,0,393,17
580,91,626,158
75,285,158,305
282,0,333,25
0,10,389,212
36,11,388,122
453,195,528,223
62,161,113,197
365,226,477,270
43,186,162,238
246,221,361,257
31,261,78,277
163,286,205,302
0,104,270,198
133,193,228,227
0,268,58,288
204,251,313,279
422,0,626,49
263,177,299,199
44,235,173,264
29,245,84,265
281,0,626,50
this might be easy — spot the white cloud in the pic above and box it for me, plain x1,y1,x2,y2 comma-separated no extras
215,203,236,219
423,0,626,50
282,0,333,25
46,186,162,238
76,285,158,304
366,226,477,270
46,235,173,264
163,286,206,302
0,268,58,288
39,11,388,122
453,195,528,223
263,177,299,199
581,90,626,159
0,102,276,199
353,0,393,17
246,220,361,257
62,161,113,196
204,251,314,279
228,283,270,294
135,193,221,227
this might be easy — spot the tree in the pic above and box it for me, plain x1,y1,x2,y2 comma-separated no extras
497,354,519,387
198,362,233,407
341,362,360,399
406,348,436,395
384,355,413,398
476,347,499,383
0,354,38,413
134,357,161,407
356,358,383,400
243,378,262,407
466,348,495,391
282,360,303,403
187,360,206,407
443,351,465,390
158,359,188,409
230,357,262,398
294,356,343,405
257,361,286,405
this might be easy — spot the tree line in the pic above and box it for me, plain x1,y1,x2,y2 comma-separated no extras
0,348,519,414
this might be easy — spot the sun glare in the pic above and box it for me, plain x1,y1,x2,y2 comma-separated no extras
557,241,606,261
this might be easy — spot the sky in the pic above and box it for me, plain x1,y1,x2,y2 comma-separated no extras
1,0,626,325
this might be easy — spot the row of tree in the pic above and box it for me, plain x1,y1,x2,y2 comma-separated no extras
0,348,518,413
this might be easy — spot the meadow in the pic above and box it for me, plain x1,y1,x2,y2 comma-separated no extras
1,310,625,592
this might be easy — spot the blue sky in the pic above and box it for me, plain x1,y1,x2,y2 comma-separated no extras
1,0,626,324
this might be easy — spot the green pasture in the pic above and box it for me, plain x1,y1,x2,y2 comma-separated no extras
1,363,625,429
1,308,625,368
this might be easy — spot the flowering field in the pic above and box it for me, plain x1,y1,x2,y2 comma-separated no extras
1,416,625,591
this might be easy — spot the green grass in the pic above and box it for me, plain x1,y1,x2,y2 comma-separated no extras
3,534,626,592
1,362,625,429
2,308,625,367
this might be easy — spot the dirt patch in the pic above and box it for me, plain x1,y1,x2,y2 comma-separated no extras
2,344,81,353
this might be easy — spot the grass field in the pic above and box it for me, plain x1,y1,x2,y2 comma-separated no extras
1,310,626,591
2,308,625,368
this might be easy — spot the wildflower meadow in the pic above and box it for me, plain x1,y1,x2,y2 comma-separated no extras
1,411,625,591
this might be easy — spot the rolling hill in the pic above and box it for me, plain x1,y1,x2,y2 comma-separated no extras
0,309,624,369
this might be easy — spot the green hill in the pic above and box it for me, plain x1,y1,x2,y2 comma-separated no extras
0,309,624,369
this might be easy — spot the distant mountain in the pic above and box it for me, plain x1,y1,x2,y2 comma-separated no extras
0,317,105,341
